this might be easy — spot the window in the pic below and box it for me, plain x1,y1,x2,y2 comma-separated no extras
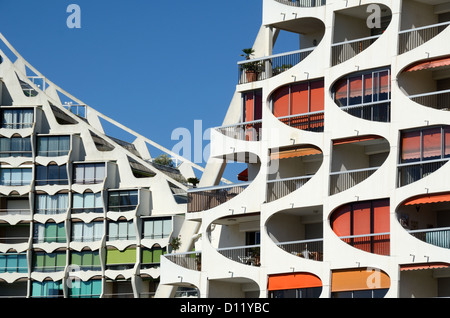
0,253,27,273
400,126,450,163
141,246,166,269
31,280,64,298
0,137,32,157
72,192,103,213
35,193,68,215
332,68,391,122
70,251,101,271
108,220,136,240
35,164,68,186
107,190,138,212
68,279,102,298
0,168,32,186
32,251,66,272
332,289,389,298
142,217,172,239
37,136,70,157
33,222,66,243
71,222,104,242
270,287,322,298
106,247,136,270
1,108,33,129
330,199,390,255
73,163,105,184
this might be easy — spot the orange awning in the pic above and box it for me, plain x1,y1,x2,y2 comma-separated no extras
270,147,321,160
400,262,450,271
268,272,322,291
404,56,450,72
403,192,450,206
331,268,391,292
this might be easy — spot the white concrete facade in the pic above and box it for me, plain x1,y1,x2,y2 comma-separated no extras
161,0,450,298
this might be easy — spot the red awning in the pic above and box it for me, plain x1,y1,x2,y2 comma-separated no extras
237,168,248,181
400,262,450,271
404,56,450,72
403,192,450,206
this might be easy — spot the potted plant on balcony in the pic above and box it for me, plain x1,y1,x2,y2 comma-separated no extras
169,236,181,252
241,48,261,83
187,177,199,188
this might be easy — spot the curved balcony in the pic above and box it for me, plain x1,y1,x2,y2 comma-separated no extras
274,0,326,8
267,145,323,202
270,79,325,132
267,205,323,260
397,125,450,187
332,67,391,122
399,0,450,54
398,192,450,250
330,135,389,195
331,4,392,66
238,17,324,84
400,55,450,111
330,198,390,256
164,251,202,271
217,244,261,267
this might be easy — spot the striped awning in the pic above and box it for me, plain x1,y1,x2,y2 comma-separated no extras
403,192,450,206
404,56,450,72
400,262,450,271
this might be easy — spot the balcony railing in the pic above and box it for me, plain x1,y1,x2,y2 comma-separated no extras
330,166,379,195
397,158,449,187
339,232,390,256
215,120,262,141
274,0,326,7
187,182,251,213
238,47,315,84
340,101,391,122
399,21,450,54
0,209,31,216
164,251,201,271
408,227,450,249
217,244,260,266
266,175,312,202
409,89,450,111
276,110,324,132
276,238,323,261
331,35,381,66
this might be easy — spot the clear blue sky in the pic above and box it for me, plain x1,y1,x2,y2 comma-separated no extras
0,0,265,177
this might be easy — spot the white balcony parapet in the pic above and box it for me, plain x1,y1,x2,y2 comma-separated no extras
329,166,380,195
399,21,450,54
238,47,315,84
164,250,201,271
266,175,313,202
408,89,450,111
187,181,252,213
331,34,382,66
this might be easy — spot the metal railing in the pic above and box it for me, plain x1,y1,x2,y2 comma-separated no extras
399,21,450,54
217,244,261,266
276,110,324,132
164,251,201,271
0,236,29,244
266,175,312,202
339,232,390,256
238,47,314,84
397,158,449,187
274,0,326,7
409,89,450,111
276,238,323,261
215,120,262,141
331,35,381,66
0,209,31,216
187,182,251,212
340,101,391,122
408,227,450,249
329,166,379,195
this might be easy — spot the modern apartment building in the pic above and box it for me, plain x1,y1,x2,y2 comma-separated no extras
0,31,204,298
160,0,450,298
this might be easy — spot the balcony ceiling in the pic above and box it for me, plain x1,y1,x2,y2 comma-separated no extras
271,17,324,34
336,4,391,20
